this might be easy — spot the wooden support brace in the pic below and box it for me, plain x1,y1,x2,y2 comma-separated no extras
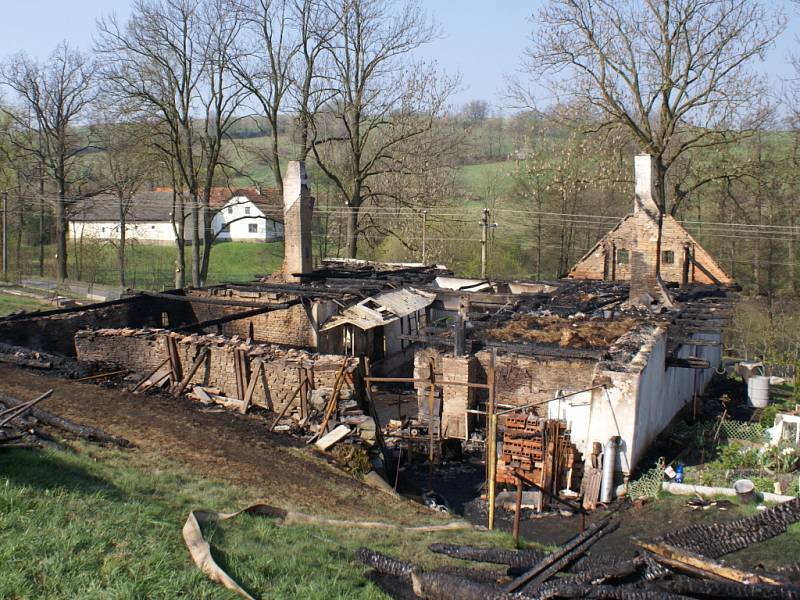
173,348,210,397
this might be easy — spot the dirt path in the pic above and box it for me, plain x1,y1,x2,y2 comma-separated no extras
0,365,431,522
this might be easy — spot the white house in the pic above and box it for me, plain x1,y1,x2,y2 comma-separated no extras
211,189,284,242
68,188,283,245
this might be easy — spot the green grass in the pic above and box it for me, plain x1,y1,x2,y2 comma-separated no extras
0,291,49,316
455,161,517,201
10,242,285,291
0,443,525,599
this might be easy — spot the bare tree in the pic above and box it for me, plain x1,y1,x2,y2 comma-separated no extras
521,0,784,278
310,0,456,258
96,0,245,287
232,0,299,195
291,0,334,161
0,42,96,281
91,116,159,287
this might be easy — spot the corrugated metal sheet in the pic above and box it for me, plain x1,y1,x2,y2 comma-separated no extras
320,287,435,332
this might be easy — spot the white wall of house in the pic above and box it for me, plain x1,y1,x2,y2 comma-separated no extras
212,196,283,242
579,327,722,475
69,221,177,244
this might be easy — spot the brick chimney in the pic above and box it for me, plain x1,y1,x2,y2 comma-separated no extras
282,161,314,282
628,154,672,306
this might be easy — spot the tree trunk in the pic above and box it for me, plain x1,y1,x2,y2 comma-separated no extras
118,194,126,288
56,182,68,281
38,174,44,277
345,204,359,259
199,201,212,287
191,194,201,287
172,191,186,289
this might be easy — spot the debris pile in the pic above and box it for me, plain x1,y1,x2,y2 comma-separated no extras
357,498,800,599
483,314,636,349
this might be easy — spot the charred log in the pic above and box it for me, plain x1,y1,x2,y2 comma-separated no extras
428,543,545,569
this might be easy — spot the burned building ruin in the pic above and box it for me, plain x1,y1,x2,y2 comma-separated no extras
0,155,735,511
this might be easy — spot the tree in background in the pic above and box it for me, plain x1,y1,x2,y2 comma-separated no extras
521,0,784,280
0,42,97,281
310,0,457,258
97,0,245,287
91,116,159,287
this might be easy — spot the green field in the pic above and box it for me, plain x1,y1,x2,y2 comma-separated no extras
8,242,284,291
0,444,520,599
0,291,49,316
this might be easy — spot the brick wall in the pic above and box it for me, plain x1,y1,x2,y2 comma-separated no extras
0,296,192,356
184,289,326,348
568,214,733,286
414,348,597,439
74,328,358,411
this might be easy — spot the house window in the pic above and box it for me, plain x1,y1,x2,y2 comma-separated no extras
227,207,233,214
662,250,675,265
616,249,629,265
151,225,156,230
101,227,106,233
244,206,251,215
248,223,258,233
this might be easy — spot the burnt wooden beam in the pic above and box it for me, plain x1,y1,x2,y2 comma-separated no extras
666,356,711,370
141,290,298,309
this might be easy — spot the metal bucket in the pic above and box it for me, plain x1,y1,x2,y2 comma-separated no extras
733,479,756,504
747,375,770,408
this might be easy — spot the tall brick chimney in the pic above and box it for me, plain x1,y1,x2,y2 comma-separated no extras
628,154,672,306
282,161,314,282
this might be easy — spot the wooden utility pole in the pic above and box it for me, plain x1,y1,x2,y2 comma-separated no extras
479,207,497,279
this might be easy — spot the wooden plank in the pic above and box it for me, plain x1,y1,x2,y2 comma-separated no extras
130,357,170,394
636,541,783,586
241,360,262,413
173,348,209,397
268,380,306,432
315,424,351,451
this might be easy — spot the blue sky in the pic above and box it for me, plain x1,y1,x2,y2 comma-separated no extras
1,0,797,111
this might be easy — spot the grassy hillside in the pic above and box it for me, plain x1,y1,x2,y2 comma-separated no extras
0,444,521,599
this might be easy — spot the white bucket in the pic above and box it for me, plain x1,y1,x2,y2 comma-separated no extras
748,375,770,408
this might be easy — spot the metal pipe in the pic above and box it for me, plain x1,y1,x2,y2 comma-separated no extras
600,436,620,503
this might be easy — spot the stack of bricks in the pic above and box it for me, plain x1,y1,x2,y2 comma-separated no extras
74,328,357,411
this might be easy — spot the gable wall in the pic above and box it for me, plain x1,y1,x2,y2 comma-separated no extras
568,215,733,285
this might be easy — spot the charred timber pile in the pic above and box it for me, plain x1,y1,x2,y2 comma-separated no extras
657,497,800,558
0,390,132,448
356,504,800,599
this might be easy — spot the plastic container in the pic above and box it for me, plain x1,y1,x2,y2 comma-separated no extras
747,376,770,408
734,479,756,504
